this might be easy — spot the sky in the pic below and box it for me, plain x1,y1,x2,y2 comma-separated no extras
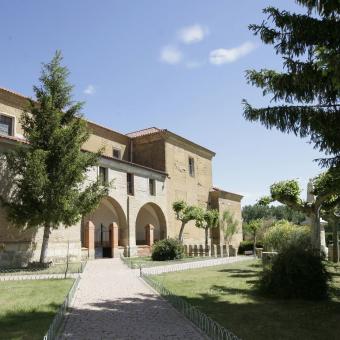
0,0,325,205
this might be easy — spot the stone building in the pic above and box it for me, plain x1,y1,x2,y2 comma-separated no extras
0,87,243,266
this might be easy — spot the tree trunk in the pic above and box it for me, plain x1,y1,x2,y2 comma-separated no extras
40,224,51,263
205,227,209,247
333,221,339,263
253,233,257,257
310,211,321,253
178,222,186,243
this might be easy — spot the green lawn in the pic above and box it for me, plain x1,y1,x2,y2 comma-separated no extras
0,262,85,276
0,279,74,340
153,260,340,340
125,255,215,268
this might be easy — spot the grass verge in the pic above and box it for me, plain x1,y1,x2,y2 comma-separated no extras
125,255,218,268
0,262,85,276
0,279,74,339
153,259,340,340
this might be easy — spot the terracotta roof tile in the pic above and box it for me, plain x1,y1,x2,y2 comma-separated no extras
126,127,166,138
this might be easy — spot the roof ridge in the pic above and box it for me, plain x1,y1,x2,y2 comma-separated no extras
0,86,30,99
126,127,165,138
126,126,161,135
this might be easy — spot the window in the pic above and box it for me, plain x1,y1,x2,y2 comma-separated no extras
149,179,156,196
127,173,134,195
188,157,195,177
113,148,121,159
99,167,108,185
0,114,14,136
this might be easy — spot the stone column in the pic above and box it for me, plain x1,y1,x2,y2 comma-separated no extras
127,196,137,257
84,221,95,259
145,224,155,247
109,222,119,258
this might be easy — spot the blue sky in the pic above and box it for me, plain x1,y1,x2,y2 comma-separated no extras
0,0,324,205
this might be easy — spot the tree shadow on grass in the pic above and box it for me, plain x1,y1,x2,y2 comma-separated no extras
218,267,261,279
0,303,60,340
178,288,340,340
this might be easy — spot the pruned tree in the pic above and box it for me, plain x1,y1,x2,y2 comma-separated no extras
243,0,340,168
0,51,108,263
172,200,200,243
195,208,219,247
221,210,239,256
244,219,262,255
258,169,340,253
321,201,340,262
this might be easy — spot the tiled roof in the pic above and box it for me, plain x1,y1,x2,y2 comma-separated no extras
0,87,29,99
126,127,166,138
212,186,243,198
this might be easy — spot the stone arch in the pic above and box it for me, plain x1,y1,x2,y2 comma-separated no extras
135,202,167,245
83,196,128,249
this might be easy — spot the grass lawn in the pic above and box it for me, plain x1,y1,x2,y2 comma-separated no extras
125,255,215,268
0,262,85,276
153,260,340,340
0,279,74,340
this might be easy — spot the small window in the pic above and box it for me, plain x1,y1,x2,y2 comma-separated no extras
0,114,14,136
127,173,134,195
98,167,108,185
149,179,156,196
113,148,121,159
188,157,195,177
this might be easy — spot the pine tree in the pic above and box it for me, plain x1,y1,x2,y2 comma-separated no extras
243,1,340,167
1,51,108,263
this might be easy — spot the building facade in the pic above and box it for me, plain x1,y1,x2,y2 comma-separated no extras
0,87,243,266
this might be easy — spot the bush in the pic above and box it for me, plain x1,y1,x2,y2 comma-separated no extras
238,240,263,254
151,238,184,261
263,220,310,252
259,245,331,300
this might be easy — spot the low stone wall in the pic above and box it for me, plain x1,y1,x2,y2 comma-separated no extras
0,240,82,267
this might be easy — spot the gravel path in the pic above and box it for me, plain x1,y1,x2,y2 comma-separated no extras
60,258,205,339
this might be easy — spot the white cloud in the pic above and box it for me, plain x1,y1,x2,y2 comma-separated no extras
160,45,182,64
84,85,95,95
178,24,209,44
209,42,256,65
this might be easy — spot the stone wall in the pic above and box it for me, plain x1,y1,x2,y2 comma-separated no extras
210,190,243,248
165,139,213,244
83,158,168,257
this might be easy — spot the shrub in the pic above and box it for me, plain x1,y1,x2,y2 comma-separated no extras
151,238,184,261
259,245,331,300
238,240,263,254
263,220,310,252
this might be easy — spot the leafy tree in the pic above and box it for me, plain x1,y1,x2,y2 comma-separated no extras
242,204,271,223
271,205,306,224
243,1,340,168
242,204,306,225
259,170,340,253
195,208,219,247
172,200,200,243
263,220,310,252
0,51,108,263
244,219,262,255
221,210,239,256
